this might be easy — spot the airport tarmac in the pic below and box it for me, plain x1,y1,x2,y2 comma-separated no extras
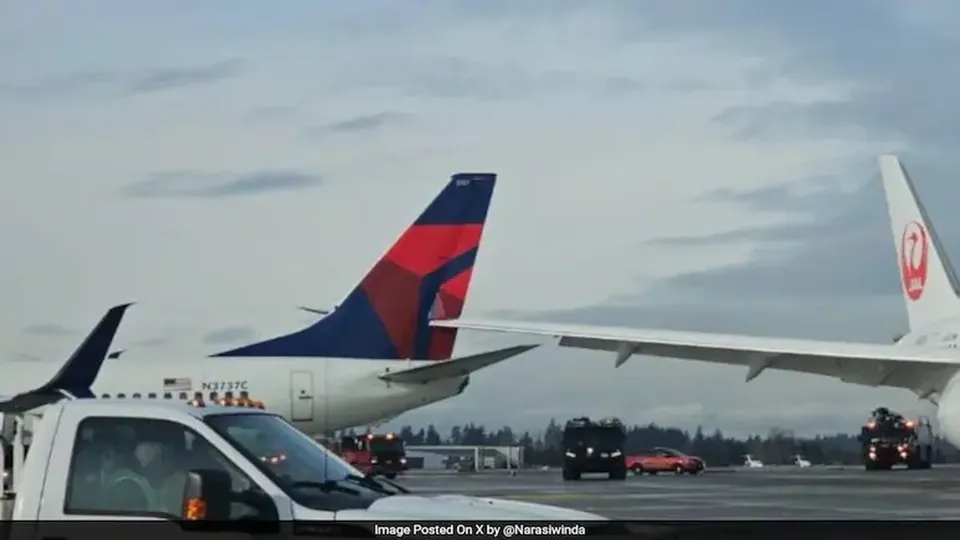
395,466,960,519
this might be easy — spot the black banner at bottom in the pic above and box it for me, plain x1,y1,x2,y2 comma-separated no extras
10,519,960,539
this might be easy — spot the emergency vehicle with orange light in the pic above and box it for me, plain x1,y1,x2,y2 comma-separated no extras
333,432,407,479
859,406,934,470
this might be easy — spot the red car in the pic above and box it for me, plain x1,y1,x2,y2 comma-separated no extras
626,447,705,475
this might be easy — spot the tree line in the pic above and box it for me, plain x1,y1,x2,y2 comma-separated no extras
343,419,960,467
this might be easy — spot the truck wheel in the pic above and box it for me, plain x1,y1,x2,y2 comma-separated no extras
562,468,581,481
385,472,397,480
630,464,644,476
609,467,627,480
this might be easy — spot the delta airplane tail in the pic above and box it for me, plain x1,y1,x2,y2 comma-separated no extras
212,173,498,360
879,155,960,331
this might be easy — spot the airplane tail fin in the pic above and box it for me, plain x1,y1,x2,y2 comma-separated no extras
878,155,960,330
212,173,497,360
0,302,133,413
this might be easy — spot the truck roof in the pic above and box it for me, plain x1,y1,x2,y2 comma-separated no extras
39,399,274,420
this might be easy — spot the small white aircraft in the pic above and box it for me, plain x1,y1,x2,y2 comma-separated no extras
5,173,538,435
432,155,960,452
794,454,811,468
743,454,764,468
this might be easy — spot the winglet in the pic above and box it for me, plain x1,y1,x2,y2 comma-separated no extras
0,302,134,413
38,301,134,396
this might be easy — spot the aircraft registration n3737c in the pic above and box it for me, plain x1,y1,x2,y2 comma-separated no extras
4,173,538,435
432,155,960,450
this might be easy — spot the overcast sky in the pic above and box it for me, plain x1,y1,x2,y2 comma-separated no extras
4,1,960,438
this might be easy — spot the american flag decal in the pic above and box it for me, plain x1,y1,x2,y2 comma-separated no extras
162,377,192,392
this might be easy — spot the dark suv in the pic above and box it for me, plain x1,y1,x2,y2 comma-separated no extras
561,416,627,481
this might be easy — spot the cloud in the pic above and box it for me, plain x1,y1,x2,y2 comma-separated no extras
121,170,323,199
9,353,42,363
21,323,74,336
0,71,114,100
0,59,246,101
125,59,246,96
202,326,258,345
245,105,300,125
307,112,410,136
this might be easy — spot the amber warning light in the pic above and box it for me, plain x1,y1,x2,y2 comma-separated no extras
184,497,207,520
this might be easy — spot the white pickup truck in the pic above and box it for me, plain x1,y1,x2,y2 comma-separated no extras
0,303,620,535
0,400,618,532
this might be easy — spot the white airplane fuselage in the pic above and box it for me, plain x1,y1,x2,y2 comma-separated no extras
0,357,468,435
894,320,960,447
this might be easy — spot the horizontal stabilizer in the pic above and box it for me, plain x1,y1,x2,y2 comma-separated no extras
379,345,539,384
0,302,133,414
297,306,332,316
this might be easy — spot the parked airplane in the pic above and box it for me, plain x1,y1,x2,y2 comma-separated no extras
432,156,960,450
4,174,537,436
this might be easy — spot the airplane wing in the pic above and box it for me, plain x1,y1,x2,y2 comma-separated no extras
429,319,960,398
379,344,539,384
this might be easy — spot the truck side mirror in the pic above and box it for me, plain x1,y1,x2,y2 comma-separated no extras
181,469,233,522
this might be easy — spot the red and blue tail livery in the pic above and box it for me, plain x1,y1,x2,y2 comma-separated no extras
211,173,497,360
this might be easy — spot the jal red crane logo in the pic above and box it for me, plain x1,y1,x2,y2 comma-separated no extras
900,221,929,301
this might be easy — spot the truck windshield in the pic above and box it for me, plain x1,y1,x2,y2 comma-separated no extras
866,424,911,440
564,428,624,449
370,438,404,455
205,413,393,511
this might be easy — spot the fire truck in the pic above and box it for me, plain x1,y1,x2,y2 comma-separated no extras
333,432,408,479
859,406,934,470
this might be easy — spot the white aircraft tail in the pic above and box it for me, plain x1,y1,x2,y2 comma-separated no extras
879,155,960,331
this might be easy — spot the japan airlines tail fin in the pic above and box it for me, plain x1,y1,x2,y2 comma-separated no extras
212,173,497,360
0,302,132,413
879,155,960,330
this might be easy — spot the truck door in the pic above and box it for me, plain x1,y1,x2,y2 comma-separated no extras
290,370,314,422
